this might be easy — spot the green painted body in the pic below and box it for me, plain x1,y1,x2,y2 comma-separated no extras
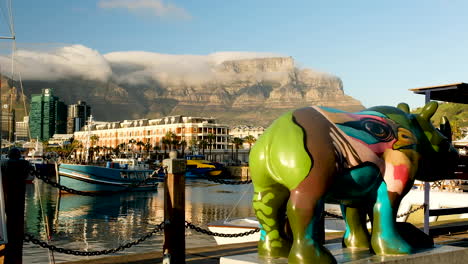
250,102,458,263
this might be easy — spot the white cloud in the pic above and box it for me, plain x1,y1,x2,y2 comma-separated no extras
0,45,112,81
98,0,191,20
0,44,335,87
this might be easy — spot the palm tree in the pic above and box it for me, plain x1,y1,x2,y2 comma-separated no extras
244,135,256,153
136,141,145,154
117,142,126,157
199,139,208,156
189,138,198,155
164,131,176,150
144,142,152,158
162,137,171,158
206,133,216,161
128,138,136,157
90,134,100,147
232,137,244,164
179,139,187,157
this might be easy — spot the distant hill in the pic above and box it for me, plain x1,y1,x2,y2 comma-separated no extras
413,102,468,139
2,57,364,127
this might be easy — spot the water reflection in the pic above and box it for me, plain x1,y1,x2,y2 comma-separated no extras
24,178,254,263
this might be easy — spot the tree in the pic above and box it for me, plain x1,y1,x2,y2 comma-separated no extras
244,135,256,153
206,133,216,161
144,142,152,158
128,138,136,156
180,139,187,157
199,139,208,156
189,138,198,154
164,131,176,150
90,135,100,147
232,137,244,164
136,141,145,154
162,137,171,158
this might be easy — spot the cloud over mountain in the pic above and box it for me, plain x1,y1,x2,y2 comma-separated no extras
0,44,307,84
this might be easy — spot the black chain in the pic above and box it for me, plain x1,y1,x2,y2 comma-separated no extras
24,221,165,256
200,176,252,185
33,169,159,196
323,204,425,221
185,221,260,237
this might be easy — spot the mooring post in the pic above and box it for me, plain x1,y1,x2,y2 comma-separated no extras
163,151,186,264
0,148,30,264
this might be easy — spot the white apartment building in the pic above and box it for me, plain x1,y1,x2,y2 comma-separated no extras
230,125,265,139
73,115,230,152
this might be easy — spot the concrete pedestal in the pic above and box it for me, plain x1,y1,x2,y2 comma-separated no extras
220,243,468,264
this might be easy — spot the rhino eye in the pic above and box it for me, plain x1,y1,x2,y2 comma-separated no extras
362,119,394,142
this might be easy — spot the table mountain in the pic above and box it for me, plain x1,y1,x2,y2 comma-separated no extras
8,56,364,126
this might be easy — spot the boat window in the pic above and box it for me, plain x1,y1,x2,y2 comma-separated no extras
129,172,135,179
121,172,128,179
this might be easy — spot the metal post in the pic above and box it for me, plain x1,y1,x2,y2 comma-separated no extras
424,91,431,234
163,151,186,264
0,148,29,263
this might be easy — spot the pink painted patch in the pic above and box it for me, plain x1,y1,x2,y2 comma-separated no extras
393,164,409,184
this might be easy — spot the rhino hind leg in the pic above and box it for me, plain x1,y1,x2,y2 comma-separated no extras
253,183,291,258
341,205,371,249
287,196,336,264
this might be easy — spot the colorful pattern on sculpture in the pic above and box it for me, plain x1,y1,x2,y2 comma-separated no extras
250,102,458,264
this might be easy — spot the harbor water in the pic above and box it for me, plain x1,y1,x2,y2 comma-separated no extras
23,176,255,263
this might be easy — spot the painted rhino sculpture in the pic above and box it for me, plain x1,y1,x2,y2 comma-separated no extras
250,102,459,263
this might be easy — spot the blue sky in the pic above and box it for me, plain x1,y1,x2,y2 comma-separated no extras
3,0,468,108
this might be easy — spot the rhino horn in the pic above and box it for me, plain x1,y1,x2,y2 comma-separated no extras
420,101,438,121
439,116,452,143
397,103,410,113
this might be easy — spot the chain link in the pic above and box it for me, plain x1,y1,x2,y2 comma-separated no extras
24,221,165,256
323,204,425,222
185,221,260,237
200,176,252,185
33,169,159,196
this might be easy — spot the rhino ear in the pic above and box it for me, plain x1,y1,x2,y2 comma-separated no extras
420,101,439,121
439,116,452,143
397,103,410,113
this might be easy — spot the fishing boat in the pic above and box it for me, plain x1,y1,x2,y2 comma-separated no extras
185,155,224,177
58,116,158,193
58,161,159,193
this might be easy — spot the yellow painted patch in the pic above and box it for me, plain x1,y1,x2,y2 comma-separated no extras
253,202,273,215
267,230,280,240
261,192,275,203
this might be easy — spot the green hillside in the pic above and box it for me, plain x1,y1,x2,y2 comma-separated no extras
414,102,468,139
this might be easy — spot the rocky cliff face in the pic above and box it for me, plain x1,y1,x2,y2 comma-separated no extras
11,57,363,126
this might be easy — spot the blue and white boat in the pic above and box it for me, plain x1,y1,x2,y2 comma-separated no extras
58,160,159,193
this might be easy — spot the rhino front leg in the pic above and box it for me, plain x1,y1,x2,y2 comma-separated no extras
371,181,413,255
341,205,371,249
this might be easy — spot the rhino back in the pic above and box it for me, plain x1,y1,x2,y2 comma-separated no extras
250,111,312,190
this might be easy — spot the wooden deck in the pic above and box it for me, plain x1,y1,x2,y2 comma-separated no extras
59,220,468,264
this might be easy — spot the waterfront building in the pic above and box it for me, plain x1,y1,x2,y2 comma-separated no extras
29,88,68,141
229,125,265,149
67,101,91,134
73,115,230,155
230,125,265,139
0,104,15,141
48,134,74,146
15,116,29,141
